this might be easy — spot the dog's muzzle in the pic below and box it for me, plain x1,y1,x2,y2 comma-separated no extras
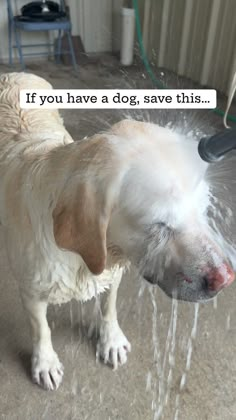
142,263,235,302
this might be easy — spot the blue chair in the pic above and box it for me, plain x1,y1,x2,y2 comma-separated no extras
6,0,78,70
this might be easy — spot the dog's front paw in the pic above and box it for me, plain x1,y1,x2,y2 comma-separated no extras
32,349,64,391
98,319,131,370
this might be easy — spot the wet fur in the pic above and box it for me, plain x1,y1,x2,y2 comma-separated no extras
0,72,232,390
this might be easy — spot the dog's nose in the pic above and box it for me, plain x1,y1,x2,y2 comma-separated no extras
204,264,235,292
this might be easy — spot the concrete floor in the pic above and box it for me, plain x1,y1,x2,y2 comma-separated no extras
0,59,236,420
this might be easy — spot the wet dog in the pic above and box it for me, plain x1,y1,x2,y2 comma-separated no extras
0,73,234,390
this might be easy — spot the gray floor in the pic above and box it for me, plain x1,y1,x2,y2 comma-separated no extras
0,59,236,420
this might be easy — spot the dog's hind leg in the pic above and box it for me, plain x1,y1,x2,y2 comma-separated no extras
22,296,64,390
98,271,131,370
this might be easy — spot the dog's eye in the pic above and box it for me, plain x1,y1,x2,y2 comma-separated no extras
145,222,173,249
157,222,167,229
157,222,174,239
147,221,173,238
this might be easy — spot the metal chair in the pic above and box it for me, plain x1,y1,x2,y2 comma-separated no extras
6,0,78,70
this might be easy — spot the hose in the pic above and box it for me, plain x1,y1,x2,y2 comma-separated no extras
132,0,236,124
198,128,236,162
132,0,165,89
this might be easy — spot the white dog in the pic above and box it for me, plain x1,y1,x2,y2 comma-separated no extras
0,73,234,390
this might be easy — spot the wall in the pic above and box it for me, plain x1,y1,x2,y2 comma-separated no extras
69,0,113,53
1,0,235,96
137,0,236,95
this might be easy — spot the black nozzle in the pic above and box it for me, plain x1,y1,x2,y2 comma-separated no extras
198,128,236,163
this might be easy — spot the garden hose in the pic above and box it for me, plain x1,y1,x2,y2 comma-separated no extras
132,0,236,124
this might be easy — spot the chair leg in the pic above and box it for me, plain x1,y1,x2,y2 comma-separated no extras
56,29,62,63
14,27,25,70
8,23,13,65
66,31,78,71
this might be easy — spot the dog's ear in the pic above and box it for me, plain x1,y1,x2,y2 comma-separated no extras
52,181,112,275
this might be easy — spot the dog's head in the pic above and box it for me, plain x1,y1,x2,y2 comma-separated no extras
52,120,234,302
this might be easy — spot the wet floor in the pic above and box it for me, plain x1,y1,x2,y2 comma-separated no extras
0,58,236,420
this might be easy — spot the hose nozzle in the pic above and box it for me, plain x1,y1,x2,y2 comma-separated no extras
198,128,236,163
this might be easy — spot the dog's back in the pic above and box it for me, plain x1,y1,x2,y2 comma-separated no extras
0,73,74,229
0,72,73,146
